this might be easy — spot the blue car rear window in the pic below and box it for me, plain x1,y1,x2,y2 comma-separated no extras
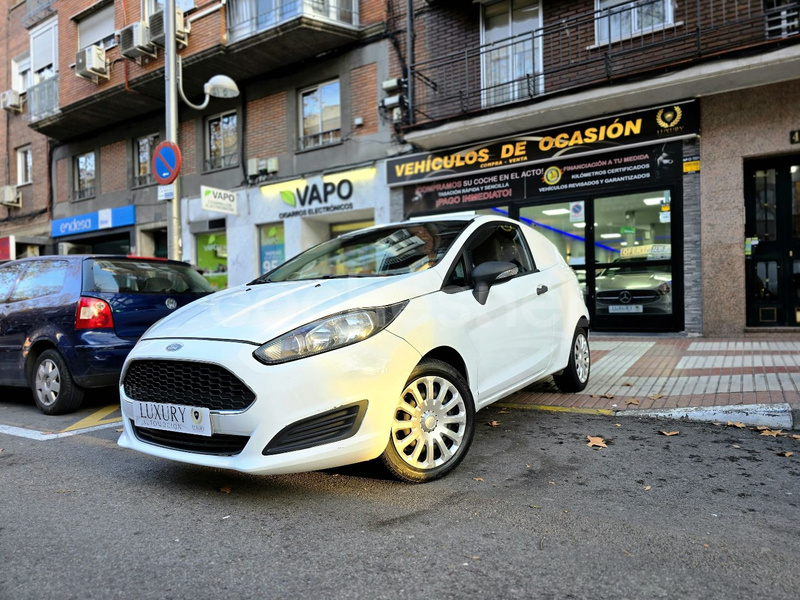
83,259,213,294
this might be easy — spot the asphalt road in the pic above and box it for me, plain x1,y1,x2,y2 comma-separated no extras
0,398,798,600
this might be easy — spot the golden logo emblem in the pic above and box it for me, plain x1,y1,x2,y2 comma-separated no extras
656,106,683,129
543,166,563,186
191,409,204,426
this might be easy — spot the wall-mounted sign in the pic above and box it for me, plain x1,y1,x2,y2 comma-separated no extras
0,235,15,261
404,143,683,217
152,141,182,186
51,205,136,238
201,185,238,215
388,100,698,186
570,201,585,223
791,130,800,145
261,167,377,220
158,185,174,201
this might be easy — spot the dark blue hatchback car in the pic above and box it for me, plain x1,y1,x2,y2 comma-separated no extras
0,256,212,414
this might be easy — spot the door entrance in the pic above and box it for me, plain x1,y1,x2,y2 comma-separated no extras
745,155,800,326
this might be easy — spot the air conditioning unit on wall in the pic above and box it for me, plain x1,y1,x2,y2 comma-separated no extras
1,89,22,112
0,186,21,208
76,45,109,82
120,21,156,59
149,10,189,48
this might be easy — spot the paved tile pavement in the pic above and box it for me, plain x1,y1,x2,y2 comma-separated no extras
502,336,800,420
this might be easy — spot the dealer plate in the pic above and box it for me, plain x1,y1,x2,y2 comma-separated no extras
133,401,212,437
609,304,643,313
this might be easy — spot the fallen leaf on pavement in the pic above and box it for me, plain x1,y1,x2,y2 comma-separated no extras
791,434,800,441
463,555,480,560
220,486,232,494
586,435,607,448
614,423,622,427
473,477,484,482
116,428,123,433
625,398,640,406
760,429,783,437
754,426,770,431
648,394,664,400
727,421,746,428
498,409,510,414
777,451,793,457
489,420,500,427
732,444,740,449
660,431,680,436
621,382,633,387
604,393,614,399
644,485,651,491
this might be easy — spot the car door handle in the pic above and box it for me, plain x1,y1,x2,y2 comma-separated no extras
537,284,548,295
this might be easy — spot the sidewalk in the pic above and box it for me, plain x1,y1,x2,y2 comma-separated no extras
500,336,800,429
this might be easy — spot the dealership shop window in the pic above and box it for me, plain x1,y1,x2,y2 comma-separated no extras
300,79,341,150
196,232,228,290
134,134,159,187
259,223,285,274
206,111,239,171
74,152,96,200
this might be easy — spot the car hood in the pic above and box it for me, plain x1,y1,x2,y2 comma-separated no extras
140,270,443,344
596,271,671,291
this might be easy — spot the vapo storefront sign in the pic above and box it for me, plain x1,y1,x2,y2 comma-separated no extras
260,167,378,220
388,100,698,186
404,143,683,216
51,206,136,238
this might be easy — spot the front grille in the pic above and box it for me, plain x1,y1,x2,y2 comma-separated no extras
124,360,256,411
131,421,249,455
262,401,368,456
597,290,661,305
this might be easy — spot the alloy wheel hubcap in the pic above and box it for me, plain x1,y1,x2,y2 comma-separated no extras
392,375,467,470
574,335,590,383
35,359,61,406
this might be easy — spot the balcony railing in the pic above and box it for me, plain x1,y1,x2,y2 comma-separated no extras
227,0,358,43
28,76,59,122
409,0,800,127
204,153,240,171
23,0,56,28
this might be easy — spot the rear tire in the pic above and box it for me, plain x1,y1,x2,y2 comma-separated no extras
381,359,475,483
31,349,85,415
553,327,590,393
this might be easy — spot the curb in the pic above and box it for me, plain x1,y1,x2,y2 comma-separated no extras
496,402,796,430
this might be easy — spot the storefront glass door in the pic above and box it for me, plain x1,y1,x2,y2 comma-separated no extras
520,189,680,331
745,156,800,326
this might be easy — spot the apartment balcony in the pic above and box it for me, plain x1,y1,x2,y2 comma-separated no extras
22,0,56,29
407,0,800,140
224,0,360,69
28,76,59,122
29,1,363,141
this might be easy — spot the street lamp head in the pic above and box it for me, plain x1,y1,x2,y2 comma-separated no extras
204,75,240,99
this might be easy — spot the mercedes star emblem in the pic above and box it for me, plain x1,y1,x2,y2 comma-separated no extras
619,291,633,304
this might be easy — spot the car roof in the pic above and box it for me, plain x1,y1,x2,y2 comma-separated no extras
1,255,189,267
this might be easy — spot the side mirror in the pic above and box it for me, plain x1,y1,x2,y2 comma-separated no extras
471,261,518,305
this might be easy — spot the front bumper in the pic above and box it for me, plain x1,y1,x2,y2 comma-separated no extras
117,331,422,475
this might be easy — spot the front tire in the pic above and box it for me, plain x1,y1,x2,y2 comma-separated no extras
31,349,85,415
553,326,590,393
381,359,475,483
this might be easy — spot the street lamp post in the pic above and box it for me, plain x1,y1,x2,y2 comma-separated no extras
164,0,239,261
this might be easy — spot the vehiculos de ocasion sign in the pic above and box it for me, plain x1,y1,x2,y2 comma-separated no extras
201,185,238,215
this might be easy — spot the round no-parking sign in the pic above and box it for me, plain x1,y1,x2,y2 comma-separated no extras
152,141,182,185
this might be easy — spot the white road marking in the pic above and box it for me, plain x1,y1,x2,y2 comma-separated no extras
0,422,120,441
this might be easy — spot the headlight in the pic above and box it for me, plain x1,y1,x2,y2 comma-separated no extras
253,301,408,364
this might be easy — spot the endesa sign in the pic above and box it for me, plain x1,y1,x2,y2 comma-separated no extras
51,206,136,238
388,100,698,186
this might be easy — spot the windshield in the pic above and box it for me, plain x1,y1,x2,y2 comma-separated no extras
254,221,470,283
84,259,214,294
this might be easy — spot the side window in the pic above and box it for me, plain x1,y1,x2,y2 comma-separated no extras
9,261,69,302
0,264,25,302
444,255,469,289
467,225,535,274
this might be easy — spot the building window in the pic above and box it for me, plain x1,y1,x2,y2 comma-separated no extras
17,147,33,185
134,134,160,187
481,0,543,107
299,79,341,150
74,152,96,200
78,5,116,50
30,16,58,85
206,111,239,170
12,53,31,93
595,0,674,45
